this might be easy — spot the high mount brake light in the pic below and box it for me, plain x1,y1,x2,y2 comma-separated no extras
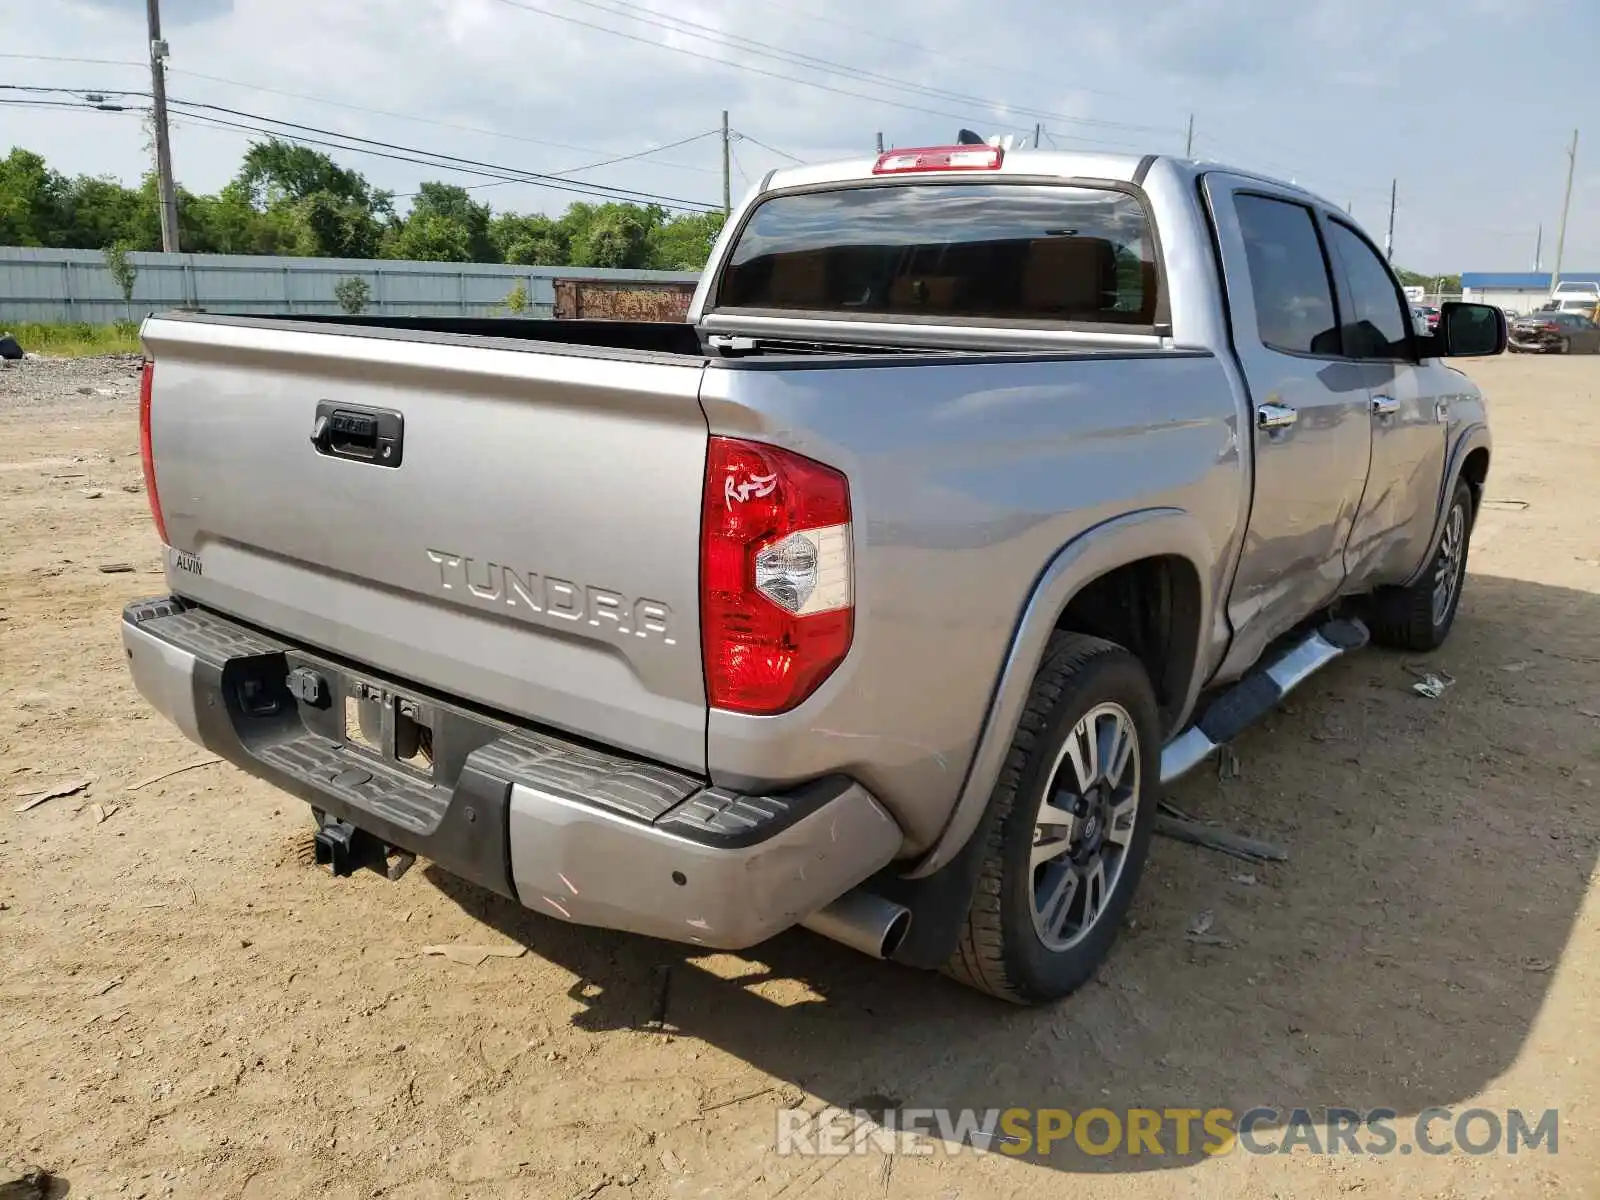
138,359,169,545
872,145,1004,174
700,437,853,715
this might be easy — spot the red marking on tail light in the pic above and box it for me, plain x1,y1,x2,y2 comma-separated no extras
701,437,853,715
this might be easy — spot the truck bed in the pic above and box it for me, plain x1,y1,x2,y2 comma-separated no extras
265,313,708,357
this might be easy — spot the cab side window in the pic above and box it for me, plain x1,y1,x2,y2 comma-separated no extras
1234,194,1340,356
1327,220,1412,360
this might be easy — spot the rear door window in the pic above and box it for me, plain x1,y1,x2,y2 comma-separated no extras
714,183,1159,326
1233,194,1340,356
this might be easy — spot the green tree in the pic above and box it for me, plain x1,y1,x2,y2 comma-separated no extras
293,190,386,258
648,210,725,269
490,211,569,265
385,182,493,263
57,175,142,250
237,139,376,208
333,276,373,314
1396,267,1461,294
0,142,725,276
501,281,530,314
103,241,138,318
564,202,655,269
0,148,67,246
383,211,474,262
184,182,296,255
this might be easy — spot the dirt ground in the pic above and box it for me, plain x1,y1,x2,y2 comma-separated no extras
2,352,1597,1200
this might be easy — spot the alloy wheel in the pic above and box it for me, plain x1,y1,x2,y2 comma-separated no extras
1029,702,1141,952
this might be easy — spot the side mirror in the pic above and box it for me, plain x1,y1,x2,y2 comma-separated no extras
1428,301,1506,358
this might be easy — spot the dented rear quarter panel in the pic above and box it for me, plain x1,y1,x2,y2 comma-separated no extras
700,349,1247,852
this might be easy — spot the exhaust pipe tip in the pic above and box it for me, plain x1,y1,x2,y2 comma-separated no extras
878,906,912,960
801,888,912,961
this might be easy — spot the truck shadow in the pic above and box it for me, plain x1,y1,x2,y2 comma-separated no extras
430,571,1598,1174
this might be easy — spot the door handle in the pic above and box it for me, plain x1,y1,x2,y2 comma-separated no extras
1256,403,1298,430
1371,395,1399,417
310,402,405,467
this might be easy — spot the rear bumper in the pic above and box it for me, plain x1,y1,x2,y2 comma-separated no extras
122,597,903,949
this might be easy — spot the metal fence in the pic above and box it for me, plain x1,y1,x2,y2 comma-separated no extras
0,246,701,324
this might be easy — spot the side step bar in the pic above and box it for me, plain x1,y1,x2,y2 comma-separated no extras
1160,618,1370,785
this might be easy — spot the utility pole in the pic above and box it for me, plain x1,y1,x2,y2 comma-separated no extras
1549,128,1579,297
1034,122,1042,150
876,131,884,154
721,110,731,217
1384,178,1397,260
146,0,180,252
1185,113,1194,157
1533,223,1543,272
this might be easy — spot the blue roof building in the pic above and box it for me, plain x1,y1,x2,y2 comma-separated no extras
1459,271,1599,314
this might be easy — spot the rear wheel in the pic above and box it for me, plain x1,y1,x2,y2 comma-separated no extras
944,633,1160,1004
1369,479,1474,652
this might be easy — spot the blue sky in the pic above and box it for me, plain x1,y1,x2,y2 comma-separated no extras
2,0,1594,273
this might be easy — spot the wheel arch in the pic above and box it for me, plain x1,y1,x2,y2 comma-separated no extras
906,508,1215,880
1402,424,1492,589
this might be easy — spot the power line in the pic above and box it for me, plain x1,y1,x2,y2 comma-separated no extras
161,98,721,210
485,0,1153,152
164,96,720,207
0,52,143,68
0,97,130,110
390,128,723,198
545,0,1178,137
167,67,722,176
0,80,722,209
734,130,803,163
555,128,722,178
168,108,714,209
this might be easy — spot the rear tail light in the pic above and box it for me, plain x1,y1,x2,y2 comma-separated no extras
138,359,169,545
873,145,1003,174
701,437,852,714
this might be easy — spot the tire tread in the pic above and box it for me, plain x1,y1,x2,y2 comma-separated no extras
942,632,1128,1003
1369,480,1474,652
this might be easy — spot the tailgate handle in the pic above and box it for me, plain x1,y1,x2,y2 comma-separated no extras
311,401,404,468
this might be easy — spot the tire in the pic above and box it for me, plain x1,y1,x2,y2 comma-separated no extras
944,633,1161,1004
1552,338,1570,355
1368,479,1475,652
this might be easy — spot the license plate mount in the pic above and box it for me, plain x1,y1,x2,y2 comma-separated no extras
342,680,436,778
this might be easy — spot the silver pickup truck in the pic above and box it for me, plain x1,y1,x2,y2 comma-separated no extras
124,145,1503,1004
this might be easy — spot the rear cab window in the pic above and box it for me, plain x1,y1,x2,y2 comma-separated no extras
712,182,1161,328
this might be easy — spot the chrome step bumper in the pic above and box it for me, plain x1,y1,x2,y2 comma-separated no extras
122,597,904,950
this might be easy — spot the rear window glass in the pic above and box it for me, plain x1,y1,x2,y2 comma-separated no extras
714,183,1159,325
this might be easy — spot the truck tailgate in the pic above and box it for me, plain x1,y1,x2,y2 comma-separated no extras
141,316,710,772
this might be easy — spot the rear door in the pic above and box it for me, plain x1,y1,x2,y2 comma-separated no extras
142,316,710,772
1321,216,1451,591
1203,178,1373,674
